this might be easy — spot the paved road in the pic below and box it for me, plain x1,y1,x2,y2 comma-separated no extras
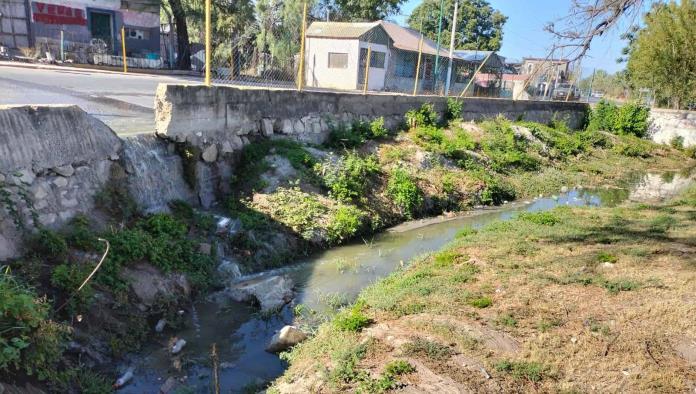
0,62,201,135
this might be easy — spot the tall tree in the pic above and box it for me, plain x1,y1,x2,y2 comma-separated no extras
328,0,406,21
626,0,696,109
164,0,192,70
407,0,507,51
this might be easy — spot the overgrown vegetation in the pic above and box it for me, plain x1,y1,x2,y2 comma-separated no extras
587,100,650,137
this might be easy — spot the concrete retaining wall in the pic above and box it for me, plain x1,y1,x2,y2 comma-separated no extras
0,105,123,260
649,109,696,147
154,85,589,146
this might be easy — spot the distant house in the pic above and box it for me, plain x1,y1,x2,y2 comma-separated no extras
304,21,503,95
520,57,571,95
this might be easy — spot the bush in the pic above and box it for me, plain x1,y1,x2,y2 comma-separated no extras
384,360,416,376
405,103,438,128
495,360,547,382
587,100,617,132
327,118,389,148
670,135,685,149
65,215,100,251
518,211,561,225
369,117,389,139
327,206,364,244
317,152,380,202
50,262,95,312
468,296,493,308
28,229,68,260
471,170,516,205
481,121,539,171
386,168,423,218
411,125,476,161
1,269,70,378
446,98,463,120
613,102,650,137
334,303,371,332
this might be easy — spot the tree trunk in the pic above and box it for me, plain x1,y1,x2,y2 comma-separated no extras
169,0,191,70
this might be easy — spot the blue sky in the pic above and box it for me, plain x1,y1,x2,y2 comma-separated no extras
392,0,631,75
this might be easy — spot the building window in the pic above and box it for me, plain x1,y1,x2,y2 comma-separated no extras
394,53,415,77
370,51,385,68
328,52,348,68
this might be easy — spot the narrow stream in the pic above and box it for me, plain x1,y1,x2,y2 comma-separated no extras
119,171,694,393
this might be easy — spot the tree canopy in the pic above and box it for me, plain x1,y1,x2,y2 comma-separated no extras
407,0,507,51
626,0,696,109
578,69,630,99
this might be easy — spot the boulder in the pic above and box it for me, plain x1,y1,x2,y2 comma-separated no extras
227,275,294,311
201,144,218,163
53,164,75,177
266,325,308,353
217,259,242,281
121,264,191,306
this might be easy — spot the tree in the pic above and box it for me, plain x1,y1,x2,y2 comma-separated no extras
407,0,507,51
578,69,630,98
328,0,406,20
163,0,192,70
626,0,696,109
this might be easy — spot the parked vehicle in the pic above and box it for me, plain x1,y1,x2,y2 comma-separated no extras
553,83,580,101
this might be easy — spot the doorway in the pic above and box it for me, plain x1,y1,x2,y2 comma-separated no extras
88,10,113,49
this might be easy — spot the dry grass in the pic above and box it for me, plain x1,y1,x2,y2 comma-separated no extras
273,186,696,393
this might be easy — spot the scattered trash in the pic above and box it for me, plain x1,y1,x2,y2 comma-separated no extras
113,367,134,389
171,338,187,354
155,319,167,333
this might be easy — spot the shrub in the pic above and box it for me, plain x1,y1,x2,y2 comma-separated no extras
587,100,617,132
139,213,188,238
613,102,650,137
50,262,95,312
446,98,463,120
405,103,438,128
28,229,68,260
65,215,100,251
369,117,389,139
334,303,371,332
94,180,138,221
670,135,685,150
328,124,366,148
596,251,618,264
402,337,453,360
386,168,423,218
468,296,493,308
412,124,476,161
470,170,516,205
384,360,416,376
612,136,653,157
317,152,380,202
0,269,70,378
481,121,539,171
327,206,364,244
495,360,547,382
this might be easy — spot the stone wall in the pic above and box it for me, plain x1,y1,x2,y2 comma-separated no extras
154,84,589,147
0,105,122,260
649,109,696,147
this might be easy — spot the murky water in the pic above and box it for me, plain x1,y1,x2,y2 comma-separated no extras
119,171,694,393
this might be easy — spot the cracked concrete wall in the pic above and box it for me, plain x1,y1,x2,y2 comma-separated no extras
649,109,696,147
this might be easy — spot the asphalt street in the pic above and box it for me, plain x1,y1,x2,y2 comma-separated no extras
0,62,201,135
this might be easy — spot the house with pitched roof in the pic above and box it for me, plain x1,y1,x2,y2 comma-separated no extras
304,20,504,94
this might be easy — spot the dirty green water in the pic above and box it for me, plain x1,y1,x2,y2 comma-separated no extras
119,170,695,393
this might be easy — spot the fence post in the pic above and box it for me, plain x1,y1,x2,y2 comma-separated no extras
297,2,308,91
60,30,64,62
205,0,211,86
362,46,371,94
120,27,127,73
458,51,492,98
413,35,424,96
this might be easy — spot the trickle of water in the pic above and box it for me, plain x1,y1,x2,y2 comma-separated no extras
190,303,201,338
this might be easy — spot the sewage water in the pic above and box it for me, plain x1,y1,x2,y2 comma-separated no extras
120,171,695,393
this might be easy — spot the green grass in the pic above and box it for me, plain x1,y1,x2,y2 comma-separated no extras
494,360,548,382
468,295,493,308
402,337,454,360
334,302,371,332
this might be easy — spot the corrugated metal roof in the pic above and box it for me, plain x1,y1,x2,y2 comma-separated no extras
306,21,380,39
454,50,505,69
379,21,449,57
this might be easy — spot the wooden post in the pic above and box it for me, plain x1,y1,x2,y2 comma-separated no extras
120,27,127,73
204,0,211,86
297,2,308,91
363,46,371,94
413,35,424,96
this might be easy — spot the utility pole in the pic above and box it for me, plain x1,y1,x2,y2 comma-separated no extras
444,0,458,96
433,0,445,89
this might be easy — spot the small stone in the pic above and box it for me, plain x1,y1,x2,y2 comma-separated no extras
0,173,6,183
221,141,234,154
561,186,569,193
571,336,578,344
601,262,615,269
61,197,78,208
282,119,294,134
32,185,48,200
241,136,249,145
171,338,187,354
53,165,75,177
16,169,35,185
160,377,177,394
155,319,167,333
198,243,212,255
53,177,69,188
110,153,120,161
38,213,57,226
201,144,218,163
262,118,274,136
266,325,308,353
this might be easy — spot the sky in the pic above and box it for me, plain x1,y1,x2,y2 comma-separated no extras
392,0,632,76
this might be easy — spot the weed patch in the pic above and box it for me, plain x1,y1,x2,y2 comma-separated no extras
495,360,547,382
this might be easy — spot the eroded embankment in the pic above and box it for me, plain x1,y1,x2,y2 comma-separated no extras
0,95,694,392
273,182,696,393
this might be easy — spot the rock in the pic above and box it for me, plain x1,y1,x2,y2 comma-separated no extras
561,186,569,193
32,185,48,200
155,319,167,333
171,338,187,354
121,264,191,306
262,118,274,136
61,197,78,208
601,262,615,269
0,173,5,183
227,275,294,311
53,176,69,188
159,377,178,394
282,119,294,134
414,150,435,169
201,144,218,163
38,213,57,226
266,325,308,353
217,259,242,281
53,164,75,177
199,243,212,256
15,168,35,185
260,155,298,193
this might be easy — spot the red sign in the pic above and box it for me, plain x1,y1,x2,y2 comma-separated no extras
33,2,87,26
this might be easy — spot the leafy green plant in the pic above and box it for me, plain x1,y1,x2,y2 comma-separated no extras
334,302,371,332
495,360,547,382
402,337,453,360
596,251,618,264
670,135,685,150
405,103,438,128
28,229,68,260
65,215,100,251
317,152,380,202
480,120,539,171
518,211,561,225
446,98,463,120
369,117,389,139
613,102,650,137
386,168,423,218
384,359,416,376
50,262,95,312
587,99,618,132
468,296,493,308
327,206,364,244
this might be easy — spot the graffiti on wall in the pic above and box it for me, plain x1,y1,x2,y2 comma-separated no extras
32,2,87,25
